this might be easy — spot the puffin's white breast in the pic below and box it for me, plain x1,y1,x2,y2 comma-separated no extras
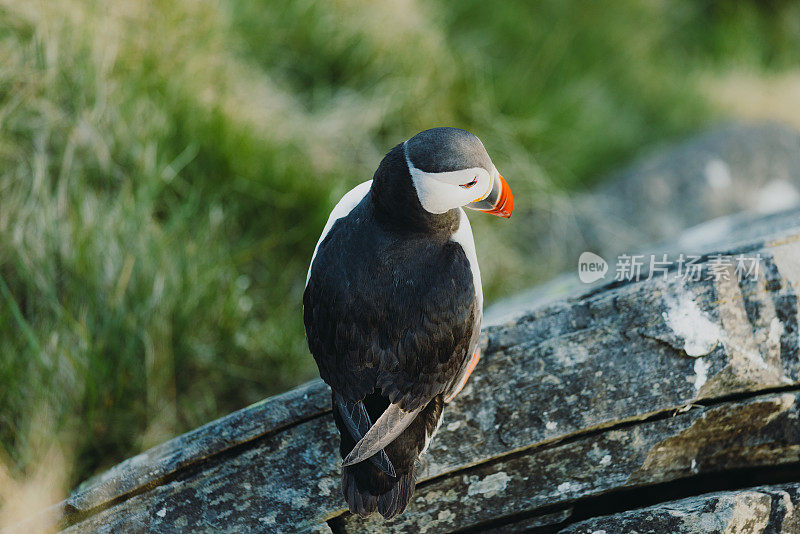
450,208,483,313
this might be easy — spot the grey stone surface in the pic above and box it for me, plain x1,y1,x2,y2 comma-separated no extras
67,379,330,513
55,207,800,533
485,205,800,326
345,393,800,533
560,484,800,534
556,120,800,281
489,121,800,325
589,121,800,249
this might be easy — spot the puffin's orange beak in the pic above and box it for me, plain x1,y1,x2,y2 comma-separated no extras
467,174,514,218
484,174,513,218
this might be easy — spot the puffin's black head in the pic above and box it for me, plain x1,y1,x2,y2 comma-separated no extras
403,127,513,218
371,127,513,232
404,127,492,175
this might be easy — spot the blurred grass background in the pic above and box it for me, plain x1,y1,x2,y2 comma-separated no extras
1,0,799,504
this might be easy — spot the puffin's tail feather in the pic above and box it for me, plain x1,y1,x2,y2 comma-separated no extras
342,466,378,517
377,468,416,519
341,466,416,519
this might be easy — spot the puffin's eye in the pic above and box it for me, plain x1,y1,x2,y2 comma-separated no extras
460,176,478,189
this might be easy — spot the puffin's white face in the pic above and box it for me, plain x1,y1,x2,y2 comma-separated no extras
405,146,495,214
403,138,513,218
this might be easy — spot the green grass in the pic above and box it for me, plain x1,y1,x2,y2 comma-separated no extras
0,0,798,487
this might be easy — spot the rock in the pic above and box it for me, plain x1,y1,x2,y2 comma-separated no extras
488,121,800,326
49,205,800,533
589,121,800,249
344,393,800,533
561,484,800,534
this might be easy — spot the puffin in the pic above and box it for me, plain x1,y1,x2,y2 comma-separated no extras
303,127,513,519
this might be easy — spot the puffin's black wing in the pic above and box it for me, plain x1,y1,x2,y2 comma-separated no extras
303,198,478,412
333,392,396,476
